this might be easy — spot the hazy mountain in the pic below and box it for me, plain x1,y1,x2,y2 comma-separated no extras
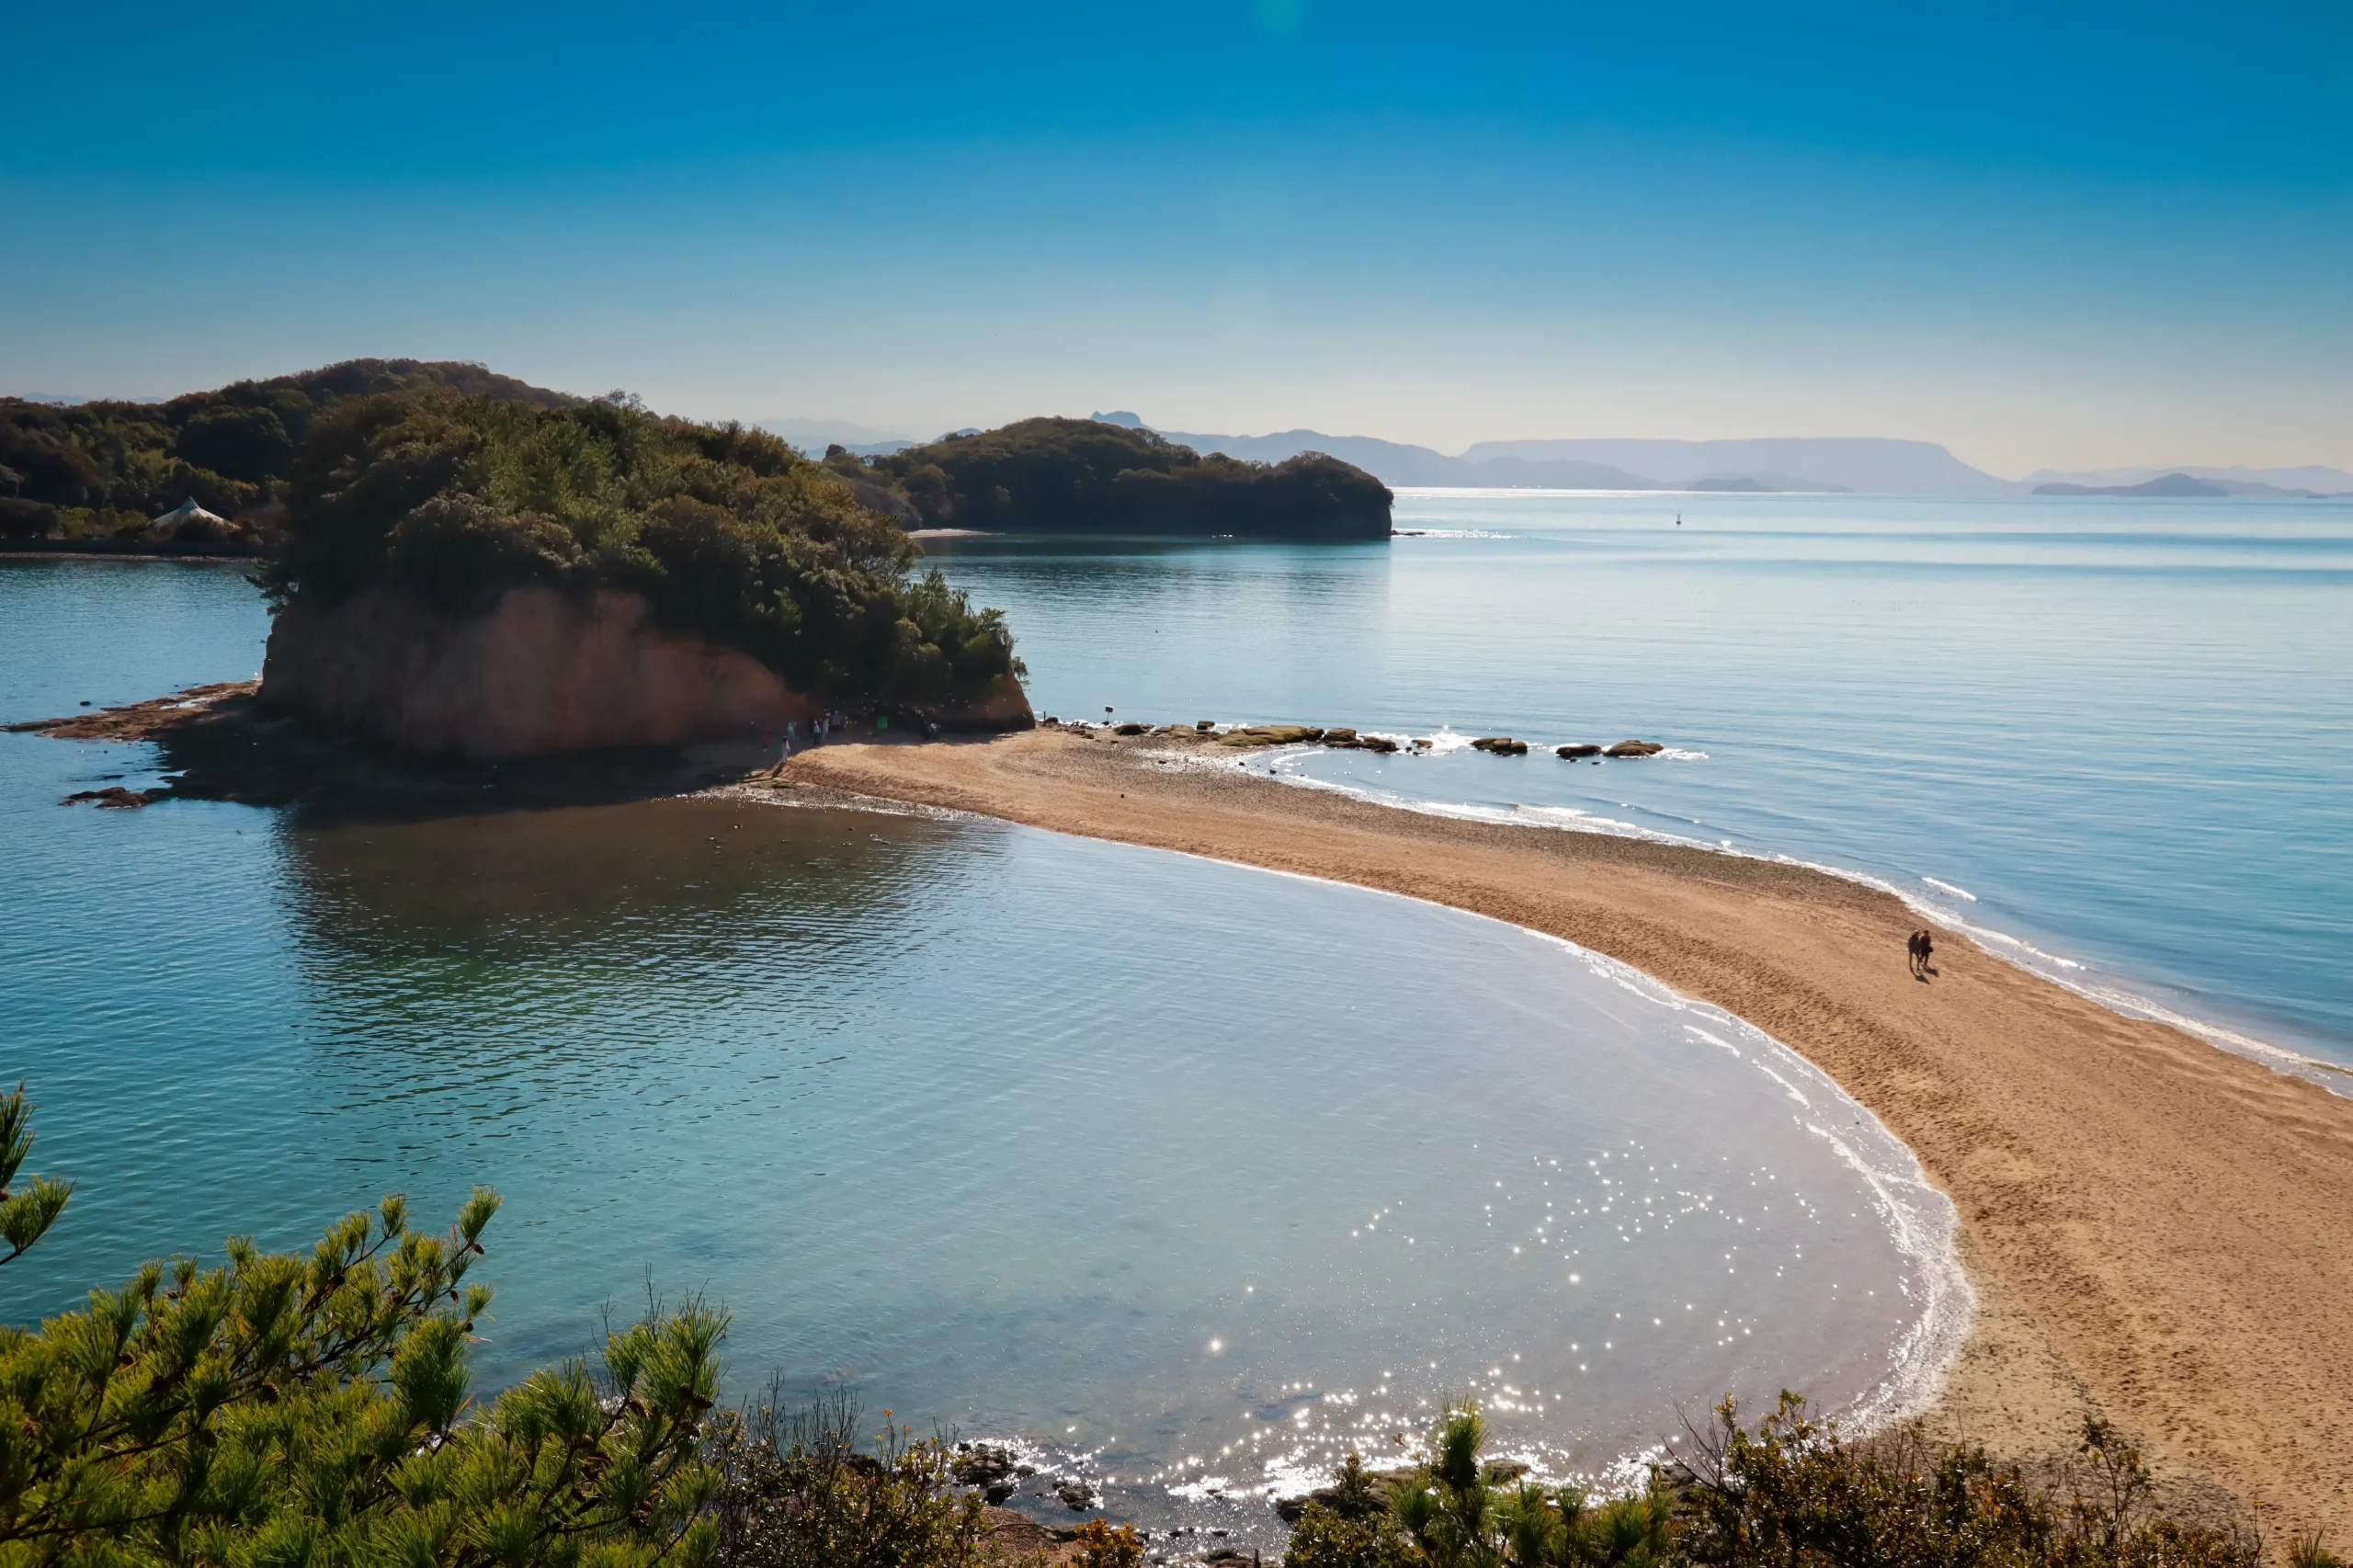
1152,427,1516,485
1460,437,2011,495
757,417,918,456
1157,428,1871,492
2024,462,2353,496
2032,472,2231,498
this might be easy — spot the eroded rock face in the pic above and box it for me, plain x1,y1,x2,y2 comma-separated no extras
262,586,1032,757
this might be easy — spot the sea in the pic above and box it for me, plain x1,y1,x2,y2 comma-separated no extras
2,489,2346,1543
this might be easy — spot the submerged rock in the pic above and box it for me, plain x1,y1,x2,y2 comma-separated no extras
952,1443,1023,1504
1605,739,1665,756
1053,1478,1097,1511
60,785,165,809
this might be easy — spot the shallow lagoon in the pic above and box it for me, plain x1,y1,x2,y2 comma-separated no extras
2,560,1954,1543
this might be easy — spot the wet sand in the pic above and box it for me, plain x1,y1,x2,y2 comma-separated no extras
779,727,2353,1538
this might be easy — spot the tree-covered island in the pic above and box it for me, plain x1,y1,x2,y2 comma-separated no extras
4,367,1392,732
829,417,1394,540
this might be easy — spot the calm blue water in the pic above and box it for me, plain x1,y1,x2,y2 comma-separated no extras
2,558,1956,1542
924,492,2353,1083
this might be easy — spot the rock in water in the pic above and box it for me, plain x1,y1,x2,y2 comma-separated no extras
952,1443,1022,1504
1604,739,1665,756
60,785,165,809
1216,724,1325,747
1471,736,1528,755
1555,743,1601,758
1053,1478,1097,1511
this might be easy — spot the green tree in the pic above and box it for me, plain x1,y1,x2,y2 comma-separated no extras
0,1086,723,1568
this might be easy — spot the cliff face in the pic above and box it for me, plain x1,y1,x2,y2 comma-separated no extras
262,586,1029,756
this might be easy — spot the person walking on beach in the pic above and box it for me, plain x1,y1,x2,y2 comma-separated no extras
1907,928,1935,979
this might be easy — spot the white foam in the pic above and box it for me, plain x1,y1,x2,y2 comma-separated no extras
1241,756,2353,1098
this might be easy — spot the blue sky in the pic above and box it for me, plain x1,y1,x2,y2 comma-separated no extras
5,1,2347,473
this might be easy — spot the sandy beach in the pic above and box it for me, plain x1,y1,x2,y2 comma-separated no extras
779,726,2353,1539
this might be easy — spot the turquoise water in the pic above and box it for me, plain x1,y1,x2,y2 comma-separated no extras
2,559,1956,1543
924,492,2353,1082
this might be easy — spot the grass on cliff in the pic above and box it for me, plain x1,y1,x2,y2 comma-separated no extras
263,390,1020,711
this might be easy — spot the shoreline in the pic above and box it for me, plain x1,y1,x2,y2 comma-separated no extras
776,725,2353,1540
1234,746,2353,1099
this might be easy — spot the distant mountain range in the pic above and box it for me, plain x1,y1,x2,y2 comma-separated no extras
1130,425,2026,494
2023,463,2353,498
755,412,2353,498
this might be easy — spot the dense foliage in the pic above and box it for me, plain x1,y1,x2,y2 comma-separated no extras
851,418,1393,540
1675,1394,2266,1568
1280,1395,2299,1568
265,391,1018,709
0,360,571,544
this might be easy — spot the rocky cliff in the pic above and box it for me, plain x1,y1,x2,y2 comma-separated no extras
261,586,1029,756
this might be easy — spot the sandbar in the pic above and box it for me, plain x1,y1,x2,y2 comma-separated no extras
779,727,2353,1538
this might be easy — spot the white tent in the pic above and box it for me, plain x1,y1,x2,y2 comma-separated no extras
151,495,230,535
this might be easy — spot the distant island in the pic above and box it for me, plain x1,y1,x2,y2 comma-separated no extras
2032,472,2231,497
829,416,1394,540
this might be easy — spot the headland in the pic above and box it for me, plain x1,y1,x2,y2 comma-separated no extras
773,723,2353,1540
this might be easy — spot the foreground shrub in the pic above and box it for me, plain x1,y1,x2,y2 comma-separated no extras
1677,1392,2260,1568
0,1085,722,1568
1284,1403,1674,1568
707,1389,998,1568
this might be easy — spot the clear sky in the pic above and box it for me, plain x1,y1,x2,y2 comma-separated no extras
5,1,2347,475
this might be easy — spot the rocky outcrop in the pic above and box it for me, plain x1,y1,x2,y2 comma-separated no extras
1216,724,1325,747
1471,735,1528,755
261,585,1030,757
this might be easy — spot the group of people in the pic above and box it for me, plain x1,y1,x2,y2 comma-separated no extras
761,711,851,762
